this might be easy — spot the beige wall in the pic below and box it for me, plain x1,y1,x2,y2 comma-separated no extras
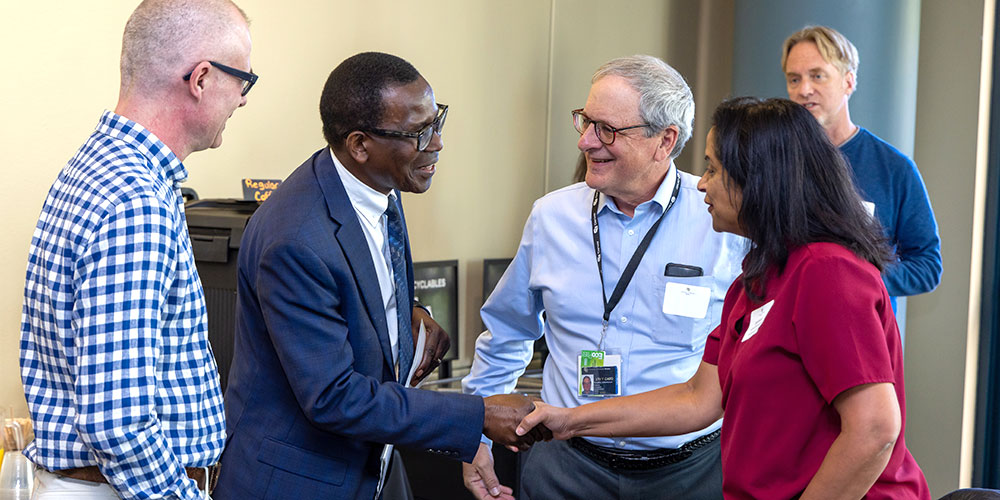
0,2,132,417
908,0,989,494
0,0,555,416
545,0,734,189
1,1,994,495
0,0,720,413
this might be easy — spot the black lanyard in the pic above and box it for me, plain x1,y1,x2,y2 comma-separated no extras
591,169,681,349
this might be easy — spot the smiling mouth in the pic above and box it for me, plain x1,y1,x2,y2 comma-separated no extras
417,163,436,174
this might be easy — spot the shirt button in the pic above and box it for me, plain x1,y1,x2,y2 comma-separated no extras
627,229,635,236
620,316,628,323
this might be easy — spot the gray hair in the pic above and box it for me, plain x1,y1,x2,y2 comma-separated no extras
120,0,249,95
592,55,694,159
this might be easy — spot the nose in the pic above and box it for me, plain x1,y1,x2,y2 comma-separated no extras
426,129,444,152
577,122,602,151
696,175,707,192
239,94,248,107
797,80,813,97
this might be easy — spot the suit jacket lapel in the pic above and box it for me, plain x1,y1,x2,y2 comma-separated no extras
313,148,395,372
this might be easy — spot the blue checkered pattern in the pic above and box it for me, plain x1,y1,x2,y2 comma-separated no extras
385,196,413,382
20,111,226,500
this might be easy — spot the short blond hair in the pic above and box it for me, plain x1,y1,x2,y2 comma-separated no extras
781,25,859,79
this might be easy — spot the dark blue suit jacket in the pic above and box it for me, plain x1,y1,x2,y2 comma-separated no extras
215,148,484,499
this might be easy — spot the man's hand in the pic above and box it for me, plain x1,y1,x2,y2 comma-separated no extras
410,306,449,386
483,394,551,451
516,401,575,441
462,443,515,500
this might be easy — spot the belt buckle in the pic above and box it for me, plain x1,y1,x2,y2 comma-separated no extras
199,466,209,497
207,463,221,495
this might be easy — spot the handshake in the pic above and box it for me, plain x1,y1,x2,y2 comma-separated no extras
470,396,566,499
481,394,552,451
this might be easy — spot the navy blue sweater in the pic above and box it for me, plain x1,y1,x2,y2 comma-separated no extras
840,127,942,310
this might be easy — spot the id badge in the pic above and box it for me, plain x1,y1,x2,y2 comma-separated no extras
578,349,622,398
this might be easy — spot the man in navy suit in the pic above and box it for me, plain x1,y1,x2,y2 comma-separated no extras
215,52,541,500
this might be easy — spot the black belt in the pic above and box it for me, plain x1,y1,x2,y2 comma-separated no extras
569,429,720,471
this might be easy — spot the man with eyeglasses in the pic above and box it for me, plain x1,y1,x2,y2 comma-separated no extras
461,55,746,499
214,51,543,500
19,1,253,499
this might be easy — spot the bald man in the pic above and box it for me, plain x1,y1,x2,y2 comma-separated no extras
19,0,256,498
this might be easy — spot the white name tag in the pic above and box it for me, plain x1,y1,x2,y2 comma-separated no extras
662,282,711,319
862,201,876,218
743,300,775,342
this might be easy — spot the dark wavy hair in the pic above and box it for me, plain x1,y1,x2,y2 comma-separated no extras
711,97,892,301
319,52,421,147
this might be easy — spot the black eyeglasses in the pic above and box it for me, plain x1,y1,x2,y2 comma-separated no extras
572,109,651,145
183,61,258,96
366,104,448,152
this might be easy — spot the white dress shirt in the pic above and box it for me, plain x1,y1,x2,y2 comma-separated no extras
330,148,401,364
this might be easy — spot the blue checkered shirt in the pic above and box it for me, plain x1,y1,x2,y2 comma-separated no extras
20,111,226,499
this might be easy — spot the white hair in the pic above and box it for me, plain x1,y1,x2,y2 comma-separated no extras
593,55,695,159
120,0,249,94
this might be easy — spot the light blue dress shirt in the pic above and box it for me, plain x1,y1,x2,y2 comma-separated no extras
463,164,746,450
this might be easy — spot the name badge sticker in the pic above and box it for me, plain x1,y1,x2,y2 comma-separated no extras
862,201,876,218
742,300,775,342
662,282,711,319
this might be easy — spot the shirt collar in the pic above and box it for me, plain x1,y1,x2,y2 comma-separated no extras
96,110,187,186
329,147,391,226
597,161,678,217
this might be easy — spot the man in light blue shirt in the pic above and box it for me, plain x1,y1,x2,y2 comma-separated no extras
461,55,745,499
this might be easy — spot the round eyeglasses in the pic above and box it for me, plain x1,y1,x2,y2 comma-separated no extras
367,104,448,152
572,108,651,145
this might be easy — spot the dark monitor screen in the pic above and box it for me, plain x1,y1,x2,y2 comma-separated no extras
413,260,459,361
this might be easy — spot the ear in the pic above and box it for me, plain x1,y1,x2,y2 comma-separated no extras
654,126,679,162
186,61,212,102
345,131,369,163
844,71,857,97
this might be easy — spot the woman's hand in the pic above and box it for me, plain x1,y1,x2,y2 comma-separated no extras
516,401,574,441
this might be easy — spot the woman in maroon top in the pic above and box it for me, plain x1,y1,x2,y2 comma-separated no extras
517,98,931,499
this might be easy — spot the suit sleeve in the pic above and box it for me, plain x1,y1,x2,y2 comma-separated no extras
255,238,484,461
